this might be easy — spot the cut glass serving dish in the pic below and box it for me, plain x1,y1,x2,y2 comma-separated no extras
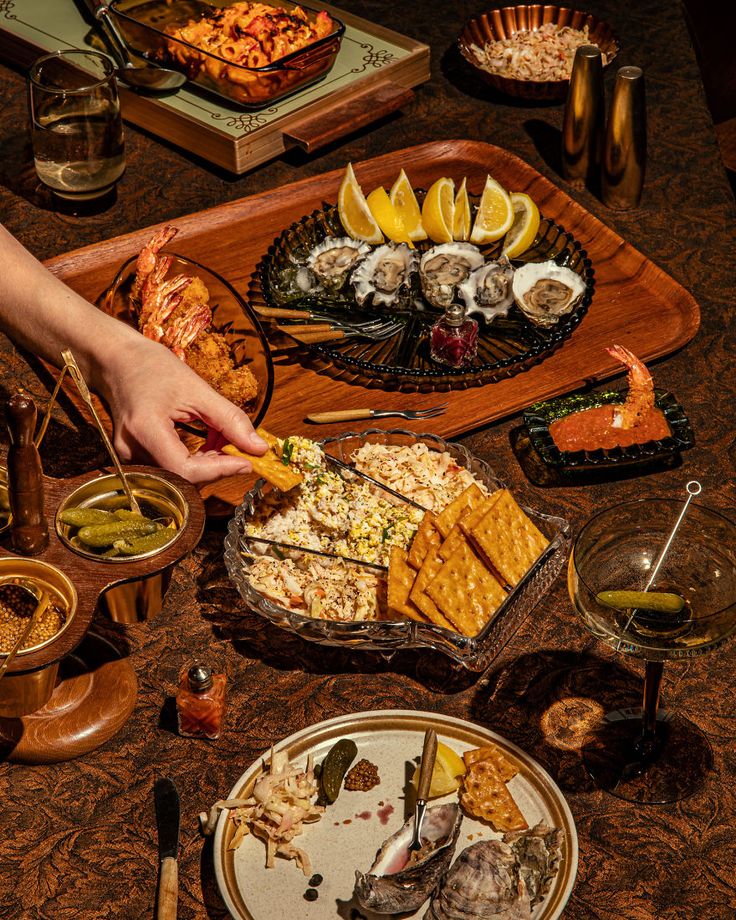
523,389,694,471
224,429,570,670
251,201,594,389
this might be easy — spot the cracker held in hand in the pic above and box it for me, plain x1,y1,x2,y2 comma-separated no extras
460,759,528,832
435,483,486,538
386,546,426,622
407,511,441,571
427,538,506,636
465,489,549,587
463,744,518,783
222,428,303,492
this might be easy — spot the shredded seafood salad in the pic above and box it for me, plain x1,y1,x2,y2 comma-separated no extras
201,749,323,876
471,23,611,83
244,437,483,622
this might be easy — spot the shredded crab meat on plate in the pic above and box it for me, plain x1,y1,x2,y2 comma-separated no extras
471,23,611,82
202,750,323,876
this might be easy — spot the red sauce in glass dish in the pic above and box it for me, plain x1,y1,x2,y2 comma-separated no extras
550,404,670,452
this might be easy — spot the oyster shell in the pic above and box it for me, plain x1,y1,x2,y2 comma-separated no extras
268,262,320,305
420,243,484,309
354,802,462,915
459,256,515,321
351,243,418,309
306,237,371,293
505,821,563,907
512,260,586,326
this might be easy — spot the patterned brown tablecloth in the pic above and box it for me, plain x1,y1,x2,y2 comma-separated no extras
1,1,735,917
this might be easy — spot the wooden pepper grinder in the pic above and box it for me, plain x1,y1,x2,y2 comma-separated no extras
5,391,49,555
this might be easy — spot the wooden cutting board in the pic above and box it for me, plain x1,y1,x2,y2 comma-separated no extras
43,139,700,507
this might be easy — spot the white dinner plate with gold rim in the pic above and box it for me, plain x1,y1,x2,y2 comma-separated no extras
213,709,578,920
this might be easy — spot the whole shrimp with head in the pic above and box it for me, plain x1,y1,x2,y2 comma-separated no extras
129,225,259,409
549,344,671,452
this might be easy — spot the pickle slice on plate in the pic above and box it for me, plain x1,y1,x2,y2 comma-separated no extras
320,738,358,804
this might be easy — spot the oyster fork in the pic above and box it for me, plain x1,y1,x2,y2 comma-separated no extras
277,317,403,344
306,403,448,424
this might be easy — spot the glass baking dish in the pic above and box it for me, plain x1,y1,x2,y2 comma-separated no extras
108,0,346,108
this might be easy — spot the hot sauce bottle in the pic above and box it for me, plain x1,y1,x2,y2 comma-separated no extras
176,664,227,739
430,303,479,368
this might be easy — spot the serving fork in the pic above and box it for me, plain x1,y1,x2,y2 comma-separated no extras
307,404,448,424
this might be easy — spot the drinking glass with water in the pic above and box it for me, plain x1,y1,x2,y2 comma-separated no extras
28,49,125,201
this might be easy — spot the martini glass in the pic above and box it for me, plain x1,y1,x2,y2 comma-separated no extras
568,497,736,803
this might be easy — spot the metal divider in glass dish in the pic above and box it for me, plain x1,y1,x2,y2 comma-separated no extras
104,252,274,431
224,430,570,671
523,390,695,471
251,199,594,388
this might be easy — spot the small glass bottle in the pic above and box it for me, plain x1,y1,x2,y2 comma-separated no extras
430,303,478,368
176,664,227,740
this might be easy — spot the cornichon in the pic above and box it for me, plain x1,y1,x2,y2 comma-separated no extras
76,520,159,548
596,590,686,613
320,738,358,804
60,507,116,527
114,529,176,556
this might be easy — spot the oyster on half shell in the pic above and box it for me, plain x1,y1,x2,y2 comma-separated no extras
354,802,462,915
306,237,371,294
420,243,485,309
459,256,515,322
351,243,418,309
512,260,586,327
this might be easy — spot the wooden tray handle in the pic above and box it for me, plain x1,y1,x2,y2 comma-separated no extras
283,81,414,153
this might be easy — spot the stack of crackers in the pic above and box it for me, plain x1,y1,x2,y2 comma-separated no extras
386,484,549,636
460,744,528,833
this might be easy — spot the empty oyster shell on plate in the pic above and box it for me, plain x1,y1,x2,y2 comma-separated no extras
354,802,462,915
420,243,485,309
306,237,371,294
512,260,586,327
459,256,516,321
351,243,418,309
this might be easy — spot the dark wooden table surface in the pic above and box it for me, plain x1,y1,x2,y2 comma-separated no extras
1,1,735,918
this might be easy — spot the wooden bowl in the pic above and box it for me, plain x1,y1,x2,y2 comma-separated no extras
458,5,620,101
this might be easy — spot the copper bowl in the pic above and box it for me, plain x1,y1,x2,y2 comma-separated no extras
458,5,620,101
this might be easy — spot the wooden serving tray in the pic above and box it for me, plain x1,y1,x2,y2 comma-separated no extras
0,0,429,173
43,140,700,507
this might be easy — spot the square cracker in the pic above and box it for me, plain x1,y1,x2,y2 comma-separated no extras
435,484,486,539
386,547,427,622
409,548,455,631
460,760,528,832
222,428,303,492
439,491,502,561
466,489,549,587
463,744,518,782
407,512,441,571
427,539,506,636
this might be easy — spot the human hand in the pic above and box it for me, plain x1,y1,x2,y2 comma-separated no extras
99,335,267,484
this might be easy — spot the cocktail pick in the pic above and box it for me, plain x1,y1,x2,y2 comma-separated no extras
61,348,141,516
616,480,702,647
33,364,68,449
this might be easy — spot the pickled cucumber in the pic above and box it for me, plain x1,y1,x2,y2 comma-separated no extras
114,529,176,556
320,738,358,804
60,507,115,527
77,520,159,548
596,590,686,613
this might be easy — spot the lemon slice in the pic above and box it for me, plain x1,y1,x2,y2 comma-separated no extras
338,163,384,244
366,186,414,246
502,192,541,259
410,741,467,799
453,178,471,241
469,175,514,244
389,169,427,241
421,177,455,244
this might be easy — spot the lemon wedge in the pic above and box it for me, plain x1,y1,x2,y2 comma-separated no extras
410,741,467,799
389,169,427,241
469,175,514,244
453,177,471,241
421,177,455,244
338,163,384,244
366,186,414,246
502,192,541,259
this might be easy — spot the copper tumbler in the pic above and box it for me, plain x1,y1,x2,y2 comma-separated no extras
602,66,646,210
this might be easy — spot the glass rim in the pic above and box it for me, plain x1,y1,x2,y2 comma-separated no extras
571,496,736,621
29,49,116,94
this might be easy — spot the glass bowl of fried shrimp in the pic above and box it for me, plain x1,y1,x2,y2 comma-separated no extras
104,252,274,431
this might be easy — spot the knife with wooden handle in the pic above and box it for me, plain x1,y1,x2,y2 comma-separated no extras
154,778,180,920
